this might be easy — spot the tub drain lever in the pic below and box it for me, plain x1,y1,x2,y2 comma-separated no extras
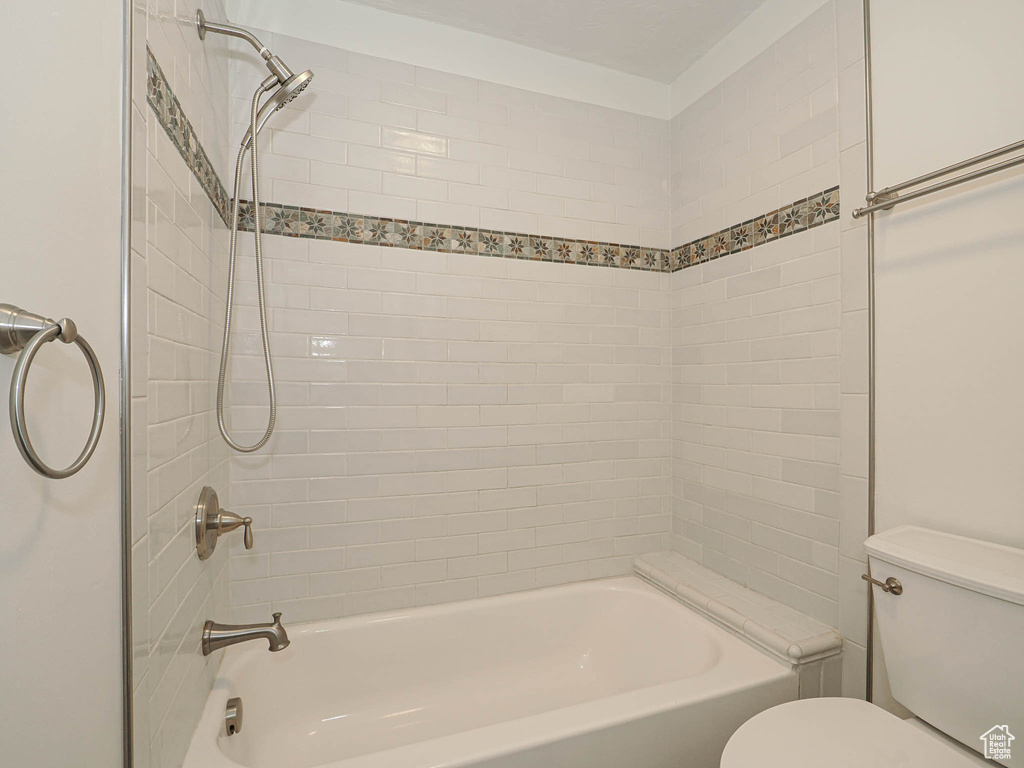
225,697,243,736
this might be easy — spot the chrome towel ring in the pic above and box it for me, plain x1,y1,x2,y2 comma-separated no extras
0,304,105,478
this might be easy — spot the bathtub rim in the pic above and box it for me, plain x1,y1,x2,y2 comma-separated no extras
228,574,734,647
184,576,797,768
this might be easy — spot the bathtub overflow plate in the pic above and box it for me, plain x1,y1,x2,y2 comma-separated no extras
225,696,243,736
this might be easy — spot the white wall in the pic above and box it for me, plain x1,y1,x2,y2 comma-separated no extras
669,4,843,614
228,241,672,621
132,2,235,768
871,0,1024,549
669,0,872,697
670,223,844,628
0,1,124,765
868,0,1024,714
669,4,840,248
216,9,872,642
230,30,671,250
218,33,673,623
166,0,867,740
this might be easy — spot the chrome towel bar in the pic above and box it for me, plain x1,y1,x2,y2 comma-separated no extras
852,136,1024,218
0,304,105,478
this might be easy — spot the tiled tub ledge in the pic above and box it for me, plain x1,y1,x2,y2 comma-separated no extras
634,552,843,697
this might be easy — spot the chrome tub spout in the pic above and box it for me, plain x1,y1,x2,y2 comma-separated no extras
202,612,290,655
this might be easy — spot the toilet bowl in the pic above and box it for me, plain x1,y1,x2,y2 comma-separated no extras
721,526,1023,767
721,698,989,767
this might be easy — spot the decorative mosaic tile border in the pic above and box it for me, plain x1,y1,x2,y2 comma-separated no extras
235,200,670,271
234,187,839,274
145,48,839,274
146,47,231,225
668,186,840,271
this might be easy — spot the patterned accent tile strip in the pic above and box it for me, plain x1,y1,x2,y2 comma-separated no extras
667,186,841,271
235,201,670,272
145,47,231,225
144,46,838,273
234,188,839,274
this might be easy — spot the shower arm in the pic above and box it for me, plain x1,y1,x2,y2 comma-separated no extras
196,10,294,84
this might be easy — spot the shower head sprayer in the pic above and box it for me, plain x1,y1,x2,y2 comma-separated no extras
196,10,317,454
241,70,315,149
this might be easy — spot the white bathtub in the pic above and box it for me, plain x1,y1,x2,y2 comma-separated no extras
183,577,797,768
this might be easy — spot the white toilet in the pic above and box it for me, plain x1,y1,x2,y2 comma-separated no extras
722,525,1023,767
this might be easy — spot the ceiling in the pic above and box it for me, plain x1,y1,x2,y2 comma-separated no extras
338,0,771,83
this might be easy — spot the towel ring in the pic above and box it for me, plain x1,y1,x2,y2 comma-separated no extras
0,304,105,479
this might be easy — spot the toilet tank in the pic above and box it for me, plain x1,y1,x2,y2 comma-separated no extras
865,526,1024,761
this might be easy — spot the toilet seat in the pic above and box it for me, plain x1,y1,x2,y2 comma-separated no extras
721,698,989,768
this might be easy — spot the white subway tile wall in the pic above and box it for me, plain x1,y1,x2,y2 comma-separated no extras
226,238,673,621
133,4,873,747
669,226,843,626
131,3,233,768
667,4,868,648
228,32,671,250
669,5,841,248
223,32,676,623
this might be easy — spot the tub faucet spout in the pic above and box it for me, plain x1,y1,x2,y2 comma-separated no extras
203,612,290,656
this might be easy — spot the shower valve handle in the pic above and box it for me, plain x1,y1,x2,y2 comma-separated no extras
214,510,254,550
195,486,255,559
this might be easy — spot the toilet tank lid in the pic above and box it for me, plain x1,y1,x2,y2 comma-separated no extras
865,526,1024,606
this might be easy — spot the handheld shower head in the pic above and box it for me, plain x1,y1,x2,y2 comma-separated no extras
241,70,315,149
276,70,314,107
197,11,316,453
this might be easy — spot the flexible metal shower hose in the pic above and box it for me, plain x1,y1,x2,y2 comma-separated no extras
216,77,278,453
